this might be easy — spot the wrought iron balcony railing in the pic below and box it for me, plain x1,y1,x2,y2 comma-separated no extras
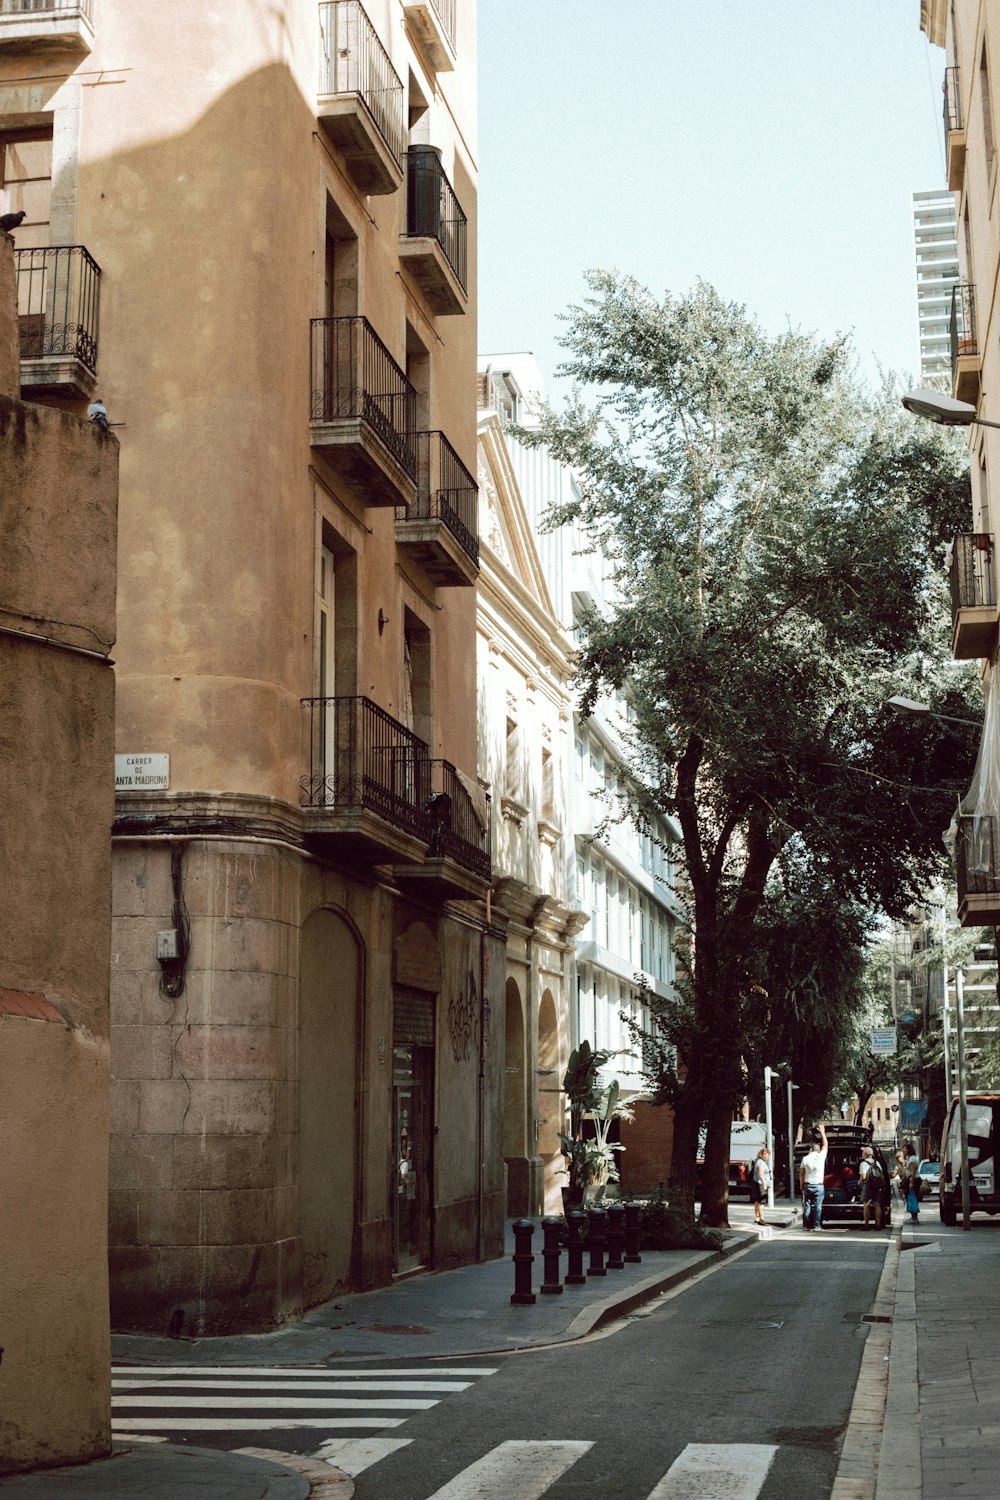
944,64,963,134
956,813,1000,904
301,695,431,842
424,0,456,48
405,146,468,292
14,244,101,372
0,0,92,14
400,429,479,565
426,759,491,881
310,315,417,480
950,281,978,371
950,532,995,615
318,0,405,171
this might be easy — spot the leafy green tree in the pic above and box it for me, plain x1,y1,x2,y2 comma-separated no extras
523,273,979,1224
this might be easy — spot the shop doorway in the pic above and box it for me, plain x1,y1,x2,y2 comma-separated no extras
393,988,435,1273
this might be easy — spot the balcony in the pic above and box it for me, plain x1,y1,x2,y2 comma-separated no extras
399,146,468,316
395,430,478,586
0,0,93,53
310,316,417,508
950,282,980,404
15,244,101,399
944,65,966,190
949,533,998,659
317,0,405,196
300,696,432,865
401,0,456,72
394,760,491,901
956,814,1000,926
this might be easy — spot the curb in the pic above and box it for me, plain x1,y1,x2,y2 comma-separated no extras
237,1449,354,1500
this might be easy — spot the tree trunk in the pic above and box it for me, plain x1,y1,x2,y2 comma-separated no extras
667,1088,701,1223
701,1099,733,1227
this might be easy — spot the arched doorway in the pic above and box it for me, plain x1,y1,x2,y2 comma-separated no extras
299,908,359,1308
537,989,562,1212
504,976,528,1214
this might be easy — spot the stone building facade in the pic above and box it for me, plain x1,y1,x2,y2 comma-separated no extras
0,0,499,1338
0,229,118,1471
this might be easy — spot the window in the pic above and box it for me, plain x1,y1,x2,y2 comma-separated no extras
541,746,555,823
403,610,432,745
1,131,51,250
505,717,520,800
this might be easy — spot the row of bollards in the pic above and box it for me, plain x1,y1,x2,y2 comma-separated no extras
511,1203,642,1305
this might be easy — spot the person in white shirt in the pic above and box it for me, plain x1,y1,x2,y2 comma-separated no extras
798,1121,828,1230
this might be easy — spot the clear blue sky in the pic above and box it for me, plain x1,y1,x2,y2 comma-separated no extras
477,2,947,395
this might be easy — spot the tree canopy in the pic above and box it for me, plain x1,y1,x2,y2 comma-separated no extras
522,273,981,1223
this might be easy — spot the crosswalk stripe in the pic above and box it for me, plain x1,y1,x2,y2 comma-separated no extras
113,1379,473,1393
111,1416,409,1432
112,1365,498,1379
313,1437,413,1476
423,1440,592,1499
646,1443,779,1499
114,1395,439,1411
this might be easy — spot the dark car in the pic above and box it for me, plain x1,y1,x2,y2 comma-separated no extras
794,1124,892,1227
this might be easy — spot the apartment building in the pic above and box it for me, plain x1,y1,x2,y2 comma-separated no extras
475,379,585,1217
0,229,118,1471
478,356,683,1198
912,187,959,381
920,3,1000,943
0,0,499,1338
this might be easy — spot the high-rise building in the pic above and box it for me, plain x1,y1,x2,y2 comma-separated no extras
912,187,959,381
0,0,498,1338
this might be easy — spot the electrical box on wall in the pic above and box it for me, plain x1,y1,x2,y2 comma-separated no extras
156,929,180,961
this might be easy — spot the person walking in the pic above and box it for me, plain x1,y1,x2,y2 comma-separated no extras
902,1138,921,1224
859,1147,882,1230
799,1122,828,1231
749,1147,771,1225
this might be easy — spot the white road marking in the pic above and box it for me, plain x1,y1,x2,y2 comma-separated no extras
112,1366,497,1378
424,1440,592,1499
115,1395,439,1410
312,1437,413,1475
646,1443,779,1499
113,1379,473,1393
111,1416,408,1432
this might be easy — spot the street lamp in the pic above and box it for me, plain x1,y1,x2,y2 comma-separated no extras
887,695,981,729
901,389,1000,430
787,1080,799,1204
763,1065,775,1209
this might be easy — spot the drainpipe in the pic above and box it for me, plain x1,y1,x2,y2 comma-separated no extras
477,920,487,1260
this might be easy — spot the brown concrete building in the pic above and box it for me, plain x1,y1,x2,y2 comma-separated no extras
0,228,118,1471
0,0,500,1338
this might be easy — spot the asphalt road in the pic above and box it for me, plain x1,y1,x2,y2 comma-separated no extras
347,1225,889,1500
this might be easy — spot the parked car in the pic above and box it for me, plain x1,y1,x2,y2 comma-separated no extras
793,1124,892,1227
917,1159,940,1198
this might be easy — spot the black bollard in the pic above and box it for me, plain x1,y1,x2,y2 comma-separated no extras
510,1218,536,1304
587,1206,607,1277
606,1202,626,1269
540,1216,564,1294
564,1210,587,1284
623,1200,642,1263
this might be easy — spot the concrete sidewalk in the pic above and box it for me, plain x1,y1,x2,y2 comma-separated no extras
1,1206,784,1498
835,1203,1000,1500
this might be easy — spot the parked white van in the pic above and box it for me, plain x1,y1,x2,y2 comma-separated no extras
939,1093,1000,1224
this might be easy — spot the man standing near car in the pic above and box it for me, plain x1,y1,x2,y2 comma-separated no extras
859,1147,882,1230
799,1122,828,1230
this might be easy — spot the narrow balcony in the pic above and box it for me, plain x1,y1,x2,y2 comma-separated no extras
310,316,417,508
15,244,101,399
317,0,405,195
950,282,980,404
944,65,966,190
300,696,432,865
0,0,93,54
395,760,491,901
399,146,468,316
949,532,998,659
395,430,479,586
401,0,456,72
956,813,1000,926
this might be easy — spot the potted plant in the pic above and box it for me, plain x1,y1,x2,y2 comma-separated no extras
559,1041,633,1212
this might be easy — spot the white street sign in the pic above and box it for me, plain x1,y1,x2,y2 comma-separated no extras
871,1027,897,1056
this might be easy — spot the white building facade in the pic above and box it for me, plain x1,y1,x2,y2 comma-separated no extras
913,187,960,382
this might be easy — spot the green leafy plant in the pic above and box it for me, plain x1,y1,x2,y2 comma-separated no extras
559,1041,633,1191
